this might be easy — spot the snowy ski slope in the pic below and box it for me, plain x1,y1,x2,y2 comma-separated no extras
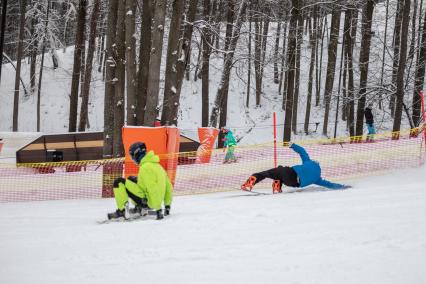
0,165,425,283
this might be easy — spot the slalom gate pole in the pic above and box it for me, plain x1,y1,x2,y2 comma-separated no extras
273,111,277,168
420,91,426,148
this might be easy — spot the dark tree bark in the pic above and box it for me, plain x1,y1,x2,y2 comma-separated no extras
79,0,100,131
393,0,412,133
292,9,303,134
69,0,87,132
136,0,153,125
29,17,38,95
379,0,390,109
224,0,235,54
278,20,287,97
12,0,27,131
355,0,375,136
273,17,282,84
283,0,299,142
174,0,199,104
200,0,211,127
103,0,118,158
390,0,403,116
113,0,126,156
125,0,137,126
412,8,426,126
322,6,341,136
246,4,252,107
36,0,51,132
161,0,186,126
144,0,167,126
344,7,357,137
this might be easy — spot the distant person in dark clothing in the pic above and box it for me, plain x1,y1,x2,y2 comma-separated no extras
241,143,351,193
364,103,376,142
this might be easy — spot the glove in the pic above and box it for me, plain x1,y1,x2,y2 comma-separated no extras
288,142,293,148
165,205,171,216
342,185,352,189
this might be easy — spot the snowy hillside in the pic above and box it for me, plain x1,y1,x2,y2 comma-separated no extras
0,2,412,146
0,165,425,283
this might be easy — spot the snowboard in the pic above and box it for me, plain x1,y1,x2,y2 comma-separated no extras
97,210,160,224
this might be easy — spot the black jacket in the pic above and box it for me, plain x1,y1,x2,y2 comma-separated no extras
364,107,374,125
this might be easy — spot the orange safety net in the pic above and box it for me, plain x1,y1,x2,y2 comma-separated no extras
0,127,424,203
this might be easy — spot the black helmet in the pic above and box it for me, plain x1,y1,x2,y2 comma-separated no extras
129,142,147,164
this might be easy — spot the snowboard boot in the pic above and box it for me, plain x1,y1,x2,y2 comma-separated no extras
272,180,282,194
107,203,130,220
241,176,257,191
164,205,171,216
156,209,164,220
129,204,149,216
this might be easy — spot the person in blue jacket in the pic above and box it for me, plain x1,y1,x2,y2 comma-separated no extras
241,142,351,193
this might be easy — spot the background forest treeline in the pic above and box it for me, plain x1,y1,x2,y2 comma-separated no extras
1,0,425,157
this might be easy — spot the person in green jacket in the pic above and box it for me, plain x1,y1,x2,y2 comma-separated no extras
222,127,237,163
107,142,173,220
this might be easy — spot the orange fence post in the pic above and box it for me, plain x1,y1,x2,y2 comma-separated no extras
122,126,180,185
196,127,220,163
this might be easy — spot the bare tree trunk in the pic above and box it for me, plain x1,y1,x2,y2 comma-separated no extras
393,0,412,133
161,0,186,126
218,0,238,147
113,0,126,156
278,20,287,97
390,0,403,116
136,0,152,125
103,0,118,158
12,0,27,131
37,0,51,132
174,0,199,102
412,8,426,126
209,0,248,128
283,0,299,142
304,6,317,135
355,0,375,136
379,0,390,109
246,5,252,107
322,6,341,136
408,0,418,61
292,11,303,134
273,14,281,84
316,13,326,107
144,0,167,126
78,0,100,131
69,0,87,132
201,0,211,127
254,18,262,106
224,0,235,55
125,0,137,125
30,17,37,95
348,9,358,137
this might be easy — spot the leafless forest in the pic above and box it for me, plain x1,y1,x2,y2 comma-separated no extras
1,0,425,156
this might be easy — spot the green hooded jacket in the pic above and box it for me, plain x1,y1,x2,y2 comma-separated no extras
137,150,173,210
224,130,237,147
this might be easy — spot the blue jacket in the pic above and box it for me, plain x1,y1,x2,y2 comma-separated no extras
290,143,346,189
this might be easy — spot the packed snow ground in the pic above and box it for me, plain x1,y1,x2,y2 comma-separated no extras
0,166,425,284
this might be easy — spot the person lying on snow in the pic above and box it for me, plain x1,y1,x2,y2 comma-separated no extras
108,142,173,220
241,142,351,193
